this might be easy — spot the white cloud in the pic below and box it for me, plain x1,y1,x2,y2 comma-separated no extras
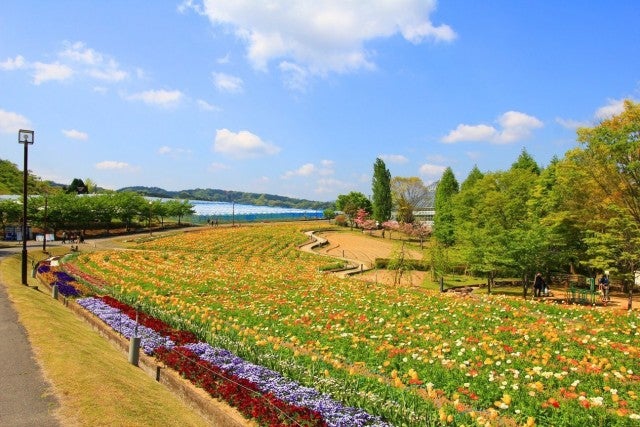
213,128,280,158
379,154,409,164
315,177,352,194
158,146,192,156
282,163,316,179
419,163,447,178
595,98,626,120
555,117,589,130
442,111,543,144
197,99,221,111
442,124,497,143
200,1,455,88
61,42,128,82
60,41,103,65
0,109,30,134
33,61,74,85
62,129,89,140
319,159,335,175
208,161,230,172
95,160,136,170
0,55,26,70
125,89,184,107
212,72,243,93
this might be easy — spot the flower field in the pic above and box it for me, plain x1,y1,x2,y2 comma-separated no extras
64,222,640,426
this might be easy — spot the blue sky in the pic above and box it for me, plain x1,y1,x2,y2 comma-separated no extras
1,1,638,202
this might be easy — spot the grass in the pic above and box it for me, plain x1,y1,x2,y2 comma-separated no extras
0,249,213,427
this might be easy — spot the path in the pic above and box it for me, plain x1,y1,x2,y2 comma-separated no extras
0,241,60,426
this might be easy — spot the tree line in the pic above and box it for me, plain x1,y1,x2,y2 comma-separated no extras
0,192,194,237
335,100,640,292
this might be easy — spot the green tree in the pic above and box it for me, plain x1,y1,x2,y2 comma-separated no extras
163,199,195,225
511,148,541,175
335,191,371,227
433,167,458,246
67,178,88,194
371,158,392,224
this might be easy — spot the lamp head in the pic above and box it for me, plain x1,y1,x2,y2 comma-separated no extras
18,129,34,145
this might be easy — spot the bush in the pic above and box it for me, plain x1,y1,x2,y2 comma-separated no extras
374,258,430,271
334,214,348,227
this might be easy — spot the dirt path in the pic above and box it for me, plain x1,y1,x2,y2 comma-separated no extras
305,229,639,310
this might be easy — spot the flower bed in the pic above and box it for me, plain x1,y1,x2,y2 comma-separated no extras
77,295,390,426
66,222,640,426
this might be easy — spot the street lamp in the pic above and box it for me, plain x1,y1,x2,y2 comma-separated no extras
41,197,48,252
19,129,34,285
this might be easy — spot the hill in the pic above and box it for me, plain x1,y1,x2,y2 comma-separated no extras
0,158,334,209
118,186,334,210
0,159,59,195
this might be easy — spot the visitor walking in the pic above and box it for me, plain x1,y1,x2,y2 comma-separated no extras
599,273,610,304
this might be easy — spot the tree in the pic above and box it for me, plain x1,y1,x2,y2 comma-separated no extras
433,167,458,246
335,191,371,227
576,100,640,225
371,158,392,224
67,178,88,194
511,148,541,175
163,199,195,225
390,177,431,215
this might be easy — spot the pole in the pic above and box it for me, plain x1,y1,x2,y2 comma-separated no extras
21,138,28,285
42,197,48,252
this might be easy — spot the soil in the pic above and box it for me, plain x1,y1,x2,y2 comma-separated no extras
310,230,638,311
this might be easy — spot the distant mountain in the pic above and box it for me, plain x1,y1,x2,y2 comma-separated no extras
118,186,335,210
0,157,334,210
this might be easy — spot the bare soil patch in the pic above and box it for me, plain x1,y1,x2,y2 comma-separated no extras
313,230,423,266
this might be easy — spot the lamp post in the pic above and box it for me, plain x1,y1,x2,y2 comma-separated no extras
42,197,48,252
19,129,34,285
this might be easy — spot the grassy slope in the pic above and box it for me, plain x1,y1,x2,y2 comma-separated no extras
0,250,211,427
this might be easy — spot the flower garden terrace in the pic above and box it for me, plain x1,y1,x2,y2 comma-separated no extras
62,221,640,426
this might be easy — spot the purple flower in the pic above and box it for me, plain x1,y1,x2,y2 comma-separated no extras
184,342,391,427
77,297,175,355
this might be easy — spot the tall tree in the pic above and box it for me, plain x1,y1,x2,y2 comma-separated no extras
433,167,459,246
511,148,541,175
371,158,392,224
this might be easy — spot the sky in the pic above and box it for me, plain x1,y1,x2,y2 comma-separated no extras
1,1,639,202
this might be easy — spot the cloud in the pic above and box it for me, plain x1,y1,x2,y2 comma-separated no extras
95,160,137,171
555,117,589,130
595,98,626,120
33,61,74,85
315,177,352,194
212,72,243,93
0,109,31,134
442,111,543,144
158,146,192,156
282,163,316,179
61,41,128,82
419,163,447,178
213,128,280,158
197,99,221,111
62,129,89,140
199,1,455,89
125,89,184,107
319,159,335,175
379,154,409,164
0,55,26,70
208,161,230,172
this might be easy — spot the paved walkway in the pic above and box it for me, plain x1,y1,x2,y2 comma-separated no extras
0,242,60,426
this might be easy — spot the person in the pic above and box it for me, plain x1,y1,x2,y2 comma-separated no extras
598,274,610,304
534,272,545,297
